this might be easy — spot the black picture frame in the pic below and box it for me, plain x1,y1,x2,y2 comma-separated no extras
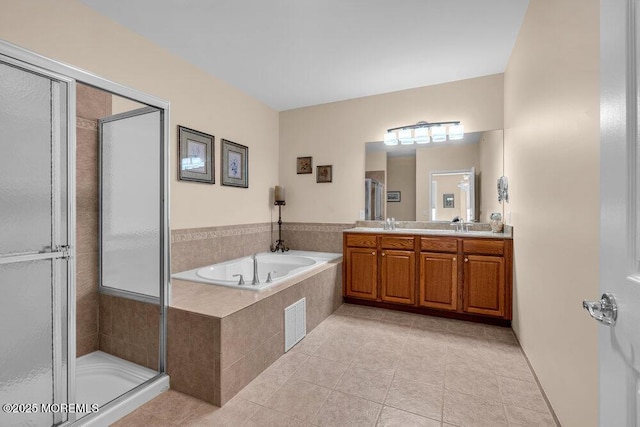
387,191,401,202
443,193,455,208
221,139,248,188
178,126,214,184
297,156,313,174
316,165,332,183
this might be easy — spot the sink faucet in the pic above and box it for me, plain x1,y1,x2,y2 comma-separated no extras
252,253,260,285
451,216,462,232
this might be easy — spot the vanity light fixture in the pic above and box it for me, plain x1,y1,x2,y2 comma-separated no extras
413,127,429,144
430,125,447,142
398,128,413,145
383,131,398,145
448,124,464,140
383,120,464,145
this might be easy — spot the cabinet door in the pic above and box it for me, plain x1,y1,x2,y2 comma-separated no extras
462,255,505,317
419,252,458,311
380,249,415,305
345,247,378,300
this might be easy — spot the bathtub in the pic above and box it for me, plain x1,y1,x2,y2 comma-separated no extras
171,250,341,291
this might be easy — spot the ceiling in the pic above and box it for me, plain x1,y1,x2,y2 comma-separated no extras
81,0,529,112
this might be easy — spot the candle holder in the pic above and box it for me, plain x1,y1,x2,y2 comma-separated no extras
270,200,289,252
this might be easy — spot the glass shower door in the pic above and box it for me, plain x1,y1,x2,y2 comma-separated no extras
0,59,73,426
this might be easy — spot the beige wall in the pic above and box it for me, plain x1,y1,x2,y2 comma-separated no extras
503,0,599,425
386,156,416,221
478,130,504,223
365,150,387,173
279,74,504,223
0,0,280,230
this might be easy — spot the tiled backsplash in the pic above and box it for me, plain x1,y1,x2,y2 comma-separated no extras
281,223,354,254
170,222,353,273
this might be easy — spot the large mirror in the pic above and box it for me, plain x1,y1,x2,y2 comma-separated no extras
365,129,503,223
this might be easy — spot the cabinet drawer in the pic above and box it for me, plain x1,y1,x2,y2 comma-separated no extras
346,234,377,248
463,239,504,256
381,236,414,249
420,237,457,253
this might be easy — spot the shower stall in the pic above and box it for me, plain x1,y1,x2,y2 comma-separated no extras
0,41,170,426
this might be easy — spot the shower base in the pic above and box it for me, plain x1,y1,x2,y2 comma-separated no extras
75,351,158,421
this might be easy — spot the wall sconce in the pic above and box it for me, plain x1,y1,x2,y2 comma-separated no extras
497,176,509,203
383,120,464,145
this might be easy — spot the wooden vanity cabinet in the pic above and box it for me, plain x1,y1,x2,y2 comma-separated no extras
344,234,378,300
461,239,508,318
380,237,415,305
343,231,513,324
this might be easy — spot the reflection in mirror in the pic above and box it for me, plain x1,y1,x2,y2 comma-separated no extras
430,168,475,222
365,130,503,223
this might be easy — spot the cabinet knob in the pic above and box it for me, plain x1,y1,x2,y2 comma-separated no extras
371,251,375,255
464,258,469,262
453,257,456,261
382,252,386,256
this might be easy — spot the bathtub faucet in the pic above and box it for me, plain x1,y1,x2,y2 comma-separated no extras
252,253,260,285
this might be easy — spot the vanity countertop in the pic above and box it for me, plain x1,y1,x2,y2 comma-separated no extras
344,227,512,239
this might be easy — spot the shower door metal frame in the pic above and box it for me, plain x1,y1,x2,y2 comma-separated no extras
0,38,171,426
98,106,165,305
0,54,77,426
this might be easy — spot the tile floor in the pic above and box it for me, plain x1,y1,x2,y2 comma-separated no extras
112,304,557,426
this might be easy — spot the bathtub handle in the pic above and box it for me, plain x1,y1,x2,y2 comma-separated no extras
232,274,245,285
266,271,277,283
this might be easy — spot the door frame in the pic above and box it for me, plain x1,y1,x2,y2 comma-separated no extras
600,0,640,424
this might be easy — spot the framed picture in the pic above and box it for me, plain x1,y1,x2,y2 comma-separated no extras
297,156,312,174
221,139,248,188
443,193,455,208
387,191,401,202
178,126,214,184
316,165,332,183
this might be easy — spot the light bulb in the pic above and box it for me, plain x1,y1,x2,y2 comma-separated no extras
431,126,446,142
383,131,398,145
448,124,464,140
398,128,413,145
413,127,429,144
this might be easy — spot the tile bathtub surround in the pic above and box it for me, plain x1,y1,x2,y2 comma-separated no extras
167,262,343,406
281,222,355,254
122,304,558,426
171,222,351,274
76,83,112,357
171,223,273,273
99,294,161,371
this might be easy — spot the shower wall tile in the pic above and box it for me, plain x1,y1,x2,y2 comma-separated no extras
99,294,160,371
77,334,98,358
76,83,111,122
76,253,98,299
75,85,106,357
76,127,99,213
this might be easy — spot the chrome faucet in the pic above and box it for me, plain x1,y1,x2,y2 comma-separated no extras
252,253,260,285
